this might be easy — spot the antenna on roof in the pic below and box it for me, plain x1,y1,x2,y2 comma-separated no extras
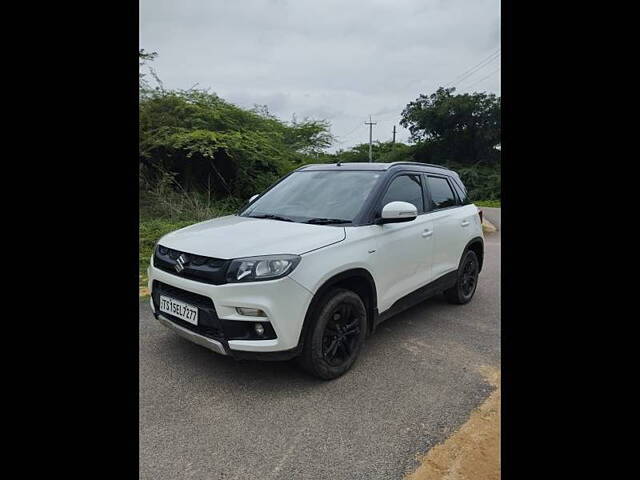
336,161,342,166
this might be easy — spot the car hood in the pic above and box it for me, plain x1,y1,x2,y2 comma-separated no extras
158,215,346,259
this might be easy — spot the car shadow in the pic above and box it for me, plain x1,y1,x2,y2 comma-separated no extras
158,333,321,390
153,292,452,391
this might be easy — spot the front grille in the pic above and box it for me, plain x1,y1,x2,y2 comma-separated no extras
152,280,225,340
154,246,230,285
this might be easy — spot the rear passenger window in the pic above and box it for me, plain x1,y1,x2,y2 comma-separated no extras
426,176,457,210
451,179,470,205
381,174,424,213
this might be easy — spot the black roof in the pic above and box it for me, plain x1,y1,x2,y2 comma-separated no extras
296,162,457,176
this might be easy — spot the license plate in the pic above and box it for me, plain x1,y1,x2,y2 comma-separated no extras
159,295,198,325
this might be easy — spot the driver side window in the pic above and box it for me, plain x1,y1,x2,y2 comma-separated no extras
380,174,425,214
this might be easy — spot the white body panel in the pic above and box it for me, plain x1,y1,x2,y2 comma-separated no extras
160,214,345,258
289,222,432,314
290,206,481,314
427,204,482,279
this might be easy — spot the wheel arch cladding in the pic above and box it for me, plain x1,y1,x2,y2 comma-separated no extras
464,237,484,272
298,268,378,346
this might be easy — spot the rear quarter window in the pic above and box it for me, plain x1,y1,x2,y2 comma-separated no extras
451,178,471,205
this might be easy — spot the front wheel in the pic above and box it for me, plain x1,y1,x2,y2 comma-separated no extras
444,250,480,304
299,288,367,380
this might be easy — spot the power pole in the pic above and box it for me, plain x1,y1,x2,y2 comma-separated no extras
365,115,377,162
392,125,396,144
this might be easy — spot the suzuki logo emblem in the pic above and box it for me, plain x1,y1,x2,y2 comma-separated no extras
175,254,187,273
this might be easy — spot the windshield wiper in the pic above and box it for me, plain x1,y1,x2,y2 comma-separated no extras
305,218,351,225
248,214,294,222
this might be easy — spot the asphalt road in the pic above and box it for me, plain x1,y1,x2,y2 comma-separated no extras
139,231,500,480
481,207,501,230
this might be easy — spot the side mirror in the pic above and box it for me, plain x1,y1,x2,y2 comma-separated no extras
378,201,418,224
249,194,259,203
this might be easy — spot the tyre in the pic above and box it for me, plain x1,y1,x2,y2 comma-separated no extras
299,288,367,380
444,250,480,305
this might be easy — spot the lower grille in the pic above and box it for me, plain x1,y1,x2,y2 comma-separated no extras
152,280,225,340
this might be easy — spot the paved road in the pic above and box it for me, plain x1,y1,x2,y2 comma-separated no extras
139,232,500,480
481,207,501,230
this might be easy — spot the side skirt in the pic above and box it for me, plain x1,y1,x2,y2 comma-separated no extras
373,270,458,328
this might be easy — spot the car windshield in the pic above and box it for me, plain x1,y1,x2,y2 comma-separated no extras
240,170,383,224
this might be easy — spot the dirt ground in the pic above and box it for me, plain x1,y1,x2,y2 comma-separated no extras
406,366,500,480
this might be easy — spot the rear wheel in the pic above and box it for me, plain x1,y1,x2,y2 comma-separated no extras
299,288,367,380
444,250,480,304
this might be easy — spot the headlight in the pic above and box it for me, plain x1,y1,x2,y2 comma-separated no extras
226,255,301,283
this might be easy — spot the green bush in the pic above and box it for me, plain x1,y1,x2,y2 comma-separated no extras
453,164,500,201
140,169,244,222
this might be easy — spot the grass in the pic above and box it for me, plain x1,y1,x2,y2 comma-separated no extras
474,200,501,207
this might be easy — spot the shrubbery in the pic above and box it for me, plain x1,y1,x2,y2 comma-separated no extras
140,88,330,201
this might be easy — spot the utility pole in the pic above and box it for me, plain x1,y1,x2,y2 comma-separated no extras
392,125,396,144
365,115,377,162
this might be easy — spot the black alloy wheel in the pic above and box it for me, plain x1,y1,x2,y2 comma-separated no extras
460,254,478,298
321,303,362,367
299,288,367,380
444,250,480,304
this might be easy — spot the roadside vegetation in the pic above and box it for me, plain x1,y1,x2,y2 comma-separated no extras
139,182,242,293
474,200,501,207
139,50,501,294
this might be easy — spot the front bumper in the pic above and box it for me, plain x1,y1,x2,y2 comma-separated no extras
148,261,313,354
156,313,227,355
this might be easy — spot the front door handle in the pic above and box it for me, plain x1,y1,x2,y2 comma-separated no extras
422,229,432,238
461,220,470,227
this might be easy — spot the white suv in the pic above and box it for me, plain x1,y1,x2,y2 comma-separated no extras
148,162,484,379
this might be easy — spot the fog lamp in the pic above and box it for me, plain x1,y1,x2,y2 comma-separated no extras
236,307,266,317
254,323,265,336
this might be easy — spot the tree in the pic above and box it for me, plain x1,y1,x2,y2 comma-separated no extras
139,49,158,92
322,141,411,164
139,87,334,197
284,116,333,158
400,87,500,166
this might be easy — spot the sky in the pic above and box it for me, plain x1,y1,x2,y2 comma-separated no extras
140,0,500,152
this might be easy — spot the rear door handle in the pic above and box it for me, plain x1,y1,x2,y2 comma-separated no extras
422,229,432,238
461,220,470,227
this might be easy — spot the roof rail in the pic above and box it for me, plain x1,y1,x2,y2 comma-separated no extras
388,161,451,171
